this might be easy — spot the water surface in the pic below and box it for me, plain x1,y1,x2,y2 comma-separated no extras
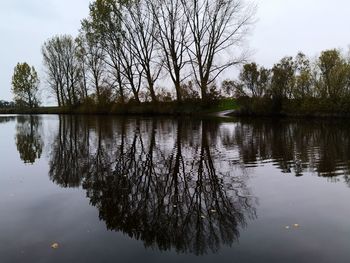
1,115,350,263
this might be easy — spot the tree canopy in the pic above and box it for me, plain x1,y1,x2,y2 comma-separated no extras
11,62,40,108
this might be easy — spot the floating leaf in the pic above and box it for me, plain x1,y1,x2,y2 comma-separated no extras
51,243,59,249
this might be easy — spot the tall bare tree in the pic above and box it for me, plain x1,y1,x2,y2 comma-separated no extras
87,0,127,103
75,37,89,100
122,0,162,102
42,37,65,106
182,0,255,100
118,37,143,104
62,36,81,105
42,35,81,106
150,0,189,102
80,19,107,104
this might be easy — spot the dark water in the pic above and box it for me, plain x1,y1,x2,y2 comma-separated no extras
1,115,350,263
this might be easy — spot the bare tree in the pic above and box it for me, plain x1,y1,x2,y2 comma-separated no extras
181,0,255,100
42,35,81,106
42,37,65,106
80,19,107,104
87,0,127,103
75,37,89,100
118,32,144,104
122,0,162,102
150,0,190,102
62,36,81,105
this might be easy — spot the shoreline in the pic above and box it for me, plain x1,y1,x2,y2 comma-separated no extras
230,111,350,119
232,97,350,119
3,100,350,119
3,108,350,119
0,99,237,117
3,110,350,120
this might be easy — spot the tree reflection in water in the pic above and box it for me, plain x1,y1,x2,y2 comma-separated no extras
0,116,16,124
15,115,43,164
47,117,350,254
49,116,256,255
231,119,350,179
49,116,91,187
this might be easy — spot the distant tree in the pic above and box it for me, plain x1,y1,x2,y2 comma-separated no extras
11,62,40,108
222,80,237,97
240,63,258,96
0,100,15,108
317,49,350,100
259,67,271,96
271,57,296,100
294,52,313,99
239,63,271,98
180,81,200,99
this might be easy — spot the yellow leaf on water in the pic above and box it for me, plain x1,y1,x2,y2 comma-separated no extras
293,224,300,228
51,243,59,249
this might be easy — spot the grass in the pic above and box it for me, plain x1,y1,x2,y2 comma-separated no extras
205,98,238,113
234,97,350,118
0,98,238,116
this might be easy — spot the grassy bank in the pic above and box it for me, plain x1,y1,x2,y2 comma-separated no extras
0,98,237,116
234,97,350,118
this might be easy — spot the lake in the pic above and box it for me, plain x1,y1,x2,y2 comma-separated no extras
1,115,350,263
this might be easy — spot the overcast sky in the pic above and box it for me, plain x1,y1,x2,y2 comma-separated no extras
1,0,350,103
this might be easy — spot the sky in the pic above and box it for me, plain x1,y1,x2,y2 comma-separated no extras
1,0,350,103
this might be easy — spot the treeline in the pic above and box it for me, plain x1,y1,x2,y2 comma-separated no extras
41,0,254,107
0,100,15,108
234,49,350,115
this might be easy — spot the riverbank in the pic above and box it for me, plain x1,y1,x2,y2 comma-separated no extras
232,97,350,118
0,99,237,116
5,97,350,119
